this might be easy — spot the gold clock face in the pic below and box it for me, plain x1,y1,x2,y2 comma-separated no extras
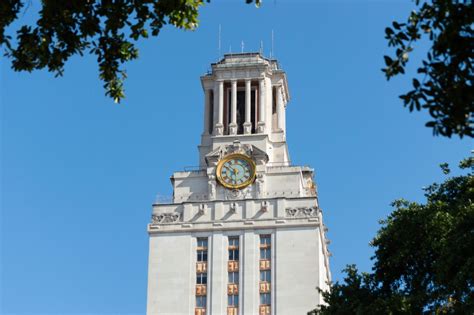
216,154,256,189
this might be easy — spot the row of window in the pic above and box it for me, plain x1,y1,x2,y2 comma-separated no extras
260,235,271,315
194,235,272,315
228,236,239,314
196,238,208,315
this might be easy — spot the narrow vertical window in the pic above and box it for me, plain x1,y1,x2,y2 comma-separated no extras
227,88,232,134
259,235,271,315
227,236,239,315
272,86,278,131
208,90,214,135
236,90,245,134
196,238,208,315
251,89,256,134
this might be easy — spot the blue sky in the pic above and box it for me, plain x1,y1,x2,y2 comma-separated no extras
1,1,470,314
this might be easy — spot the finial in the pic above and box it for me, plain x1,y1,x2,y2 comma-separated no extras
218,24,221,60
271,30,274,58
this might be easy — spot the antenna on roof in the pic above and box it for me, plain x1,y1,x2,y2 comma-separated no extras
270,30,274,59
241,40,244,53
218,24,222,60
259,40,263,55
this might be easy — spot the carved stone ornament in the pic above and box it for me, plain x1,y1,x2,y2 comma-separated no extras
208,175,216,200
285,207,319,218
198,204,207,215
261,200,268,212
151,212,181,224
225,186,252,200
205,140,268,167
256,173,265,198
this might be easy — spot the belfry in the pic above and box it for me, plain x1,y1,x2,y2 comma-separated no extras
146,53,331,315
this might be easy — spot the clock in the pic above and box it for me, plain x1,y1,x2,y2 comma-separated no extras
216,153,256,189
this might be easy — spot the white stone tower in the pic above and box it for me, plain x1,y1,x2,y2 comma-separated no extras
146,53,331,315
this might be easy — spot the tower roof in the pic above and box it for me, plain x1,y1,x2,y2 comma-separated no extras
211,52,280,71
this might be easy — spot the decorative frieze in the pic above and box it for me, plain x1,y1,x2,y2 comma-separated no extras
151,212,181,224
285,207,319,218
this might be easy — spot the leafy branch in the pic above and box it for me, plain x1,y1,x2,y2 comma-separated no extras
383,0,474,138
1,0,261,103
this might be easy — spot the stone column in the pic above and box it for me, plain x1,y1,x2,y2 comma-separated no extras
229,80,237,135
243,79,252,134
257,78,266,133
203,88,210,135
215,80,224,135
276,85,284,131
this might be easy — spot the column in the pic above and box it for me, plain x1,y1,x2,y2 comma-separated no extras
243,79,252,134
276,85,284,131
203,89,210,135
215,80,224,135
229,80,237,135
257,78,266,133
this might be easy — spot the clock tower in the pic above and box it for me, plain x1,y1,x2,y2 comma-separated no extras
146,53,331,315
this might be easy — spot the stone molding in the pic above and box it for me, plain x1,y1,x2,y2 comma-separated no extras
148,218,320,233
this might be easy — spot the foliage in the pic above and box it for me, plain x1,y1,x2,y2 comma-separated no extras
311,156,474,314
308,265,408,315
0,0,259,103
383,0,474,138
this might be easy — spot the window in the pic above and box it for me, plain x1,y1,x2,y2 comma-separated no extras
196,296,207,308
228,295,239,306
229,249,239,261
197,273,207,284
260,270,271,282
228,272,239,284
208,90,214,135
197,250,208,262
260,293,271,305
229,237,239,247
229,237,239,261
236,90,245,134
228,236,240,310
259,234,271,313
196,237,208,314
251,89,256,134
197,237,208,262
260,248,270,260
272,86,278,131
260,235,271,246
197,238,208,248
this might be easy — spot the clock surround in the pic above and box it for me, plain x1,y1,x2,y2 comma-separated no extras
216,153,256,189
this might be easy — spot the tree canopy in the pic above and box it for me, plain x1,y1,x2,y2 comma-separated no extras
310,156,474,315
0,0,259,103
383,0,473,138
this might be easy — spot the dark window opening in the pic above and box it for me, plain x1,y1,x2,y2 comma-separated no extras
272,86,278,131
236,91,245,134
251,89,257,134
208,90,214,134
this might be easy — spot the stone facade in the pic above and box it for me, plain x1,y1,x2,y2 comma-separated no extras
146,53,331,315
